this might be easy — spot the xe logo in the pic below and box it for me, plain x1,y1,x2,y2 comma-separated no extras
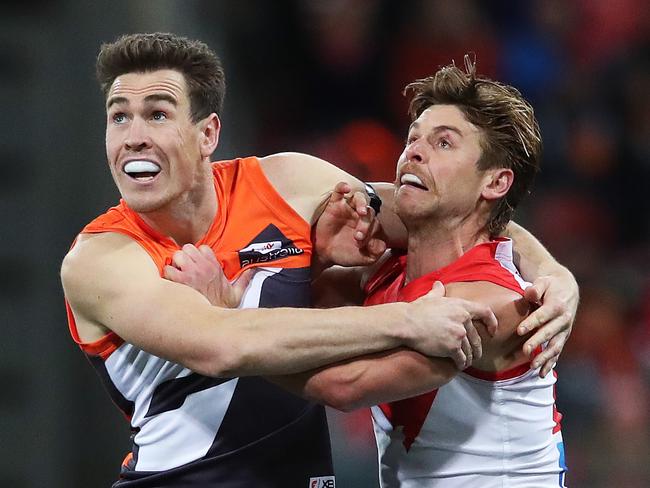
309,476,335,488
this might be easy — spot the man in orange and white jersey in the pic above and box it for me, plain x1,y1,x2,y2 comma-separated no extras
60,33,576,487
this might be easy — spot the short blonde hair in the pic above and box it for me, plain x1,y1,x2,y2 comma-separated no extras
405,55,542,235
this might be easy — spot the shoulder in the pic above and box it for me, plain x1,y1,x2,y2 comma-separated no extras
61,232,157,300
259,152,363,224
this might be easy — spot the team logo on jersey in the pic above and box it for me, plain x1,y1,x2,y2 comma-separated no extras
238,224,304,267
309,476,335,488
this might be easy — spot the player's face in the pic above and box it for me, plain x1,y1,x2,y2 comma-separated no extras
105,69,214,213
394,104,487,226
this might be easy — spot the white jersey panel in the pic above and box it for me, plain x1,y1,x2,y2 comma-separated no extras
100,266,285,472
238,267,280,309
104,343,239,471
372,369,566,487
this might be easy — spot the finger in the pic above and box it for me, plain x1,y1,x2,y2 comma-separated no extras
530,333,566,370
171,249,189,270
181,243,203,263
198,244,219,265
464,320,483,361
350,190,369,217
539,355,559,378
233,267,255,293
354,206,373,242
330,181,352,202
427,281,446,298
163,264,184,283
450,348,467,370
518,302,565,335
463,301,497,336
366,237,387,260
460,336,472,369
522,316,567,357
197,245,228,280
523,284,544,305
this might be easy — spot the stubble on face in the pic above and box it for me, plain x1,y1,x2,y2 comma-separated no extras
394,105,485,233
105,70,206,215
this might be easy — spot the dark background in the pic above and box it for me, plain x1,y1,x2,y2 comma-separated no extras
1,1,648,486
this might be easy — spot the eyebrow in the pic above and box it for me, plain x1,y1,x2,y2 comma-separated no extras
408,121,464,137
432,125,464,137
106,93,178,110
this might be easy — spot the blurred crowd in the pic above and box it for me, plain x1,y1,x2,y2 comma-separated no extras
208,1,649,486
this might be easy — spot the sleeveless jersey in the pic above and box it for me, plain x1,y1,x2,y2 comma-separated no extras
364,239,567,488
66,157,334,487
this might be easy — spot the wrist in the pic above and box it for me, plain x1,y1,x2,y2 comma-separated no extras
384,301,415,348
364,182,382,215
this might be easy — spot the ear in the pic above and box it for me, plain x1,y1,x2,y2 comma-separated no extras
199,113,220,158
481,168,514,202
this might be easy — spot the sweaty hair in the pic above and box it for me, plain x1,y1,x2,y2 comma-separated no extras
405,55,541,236
96,32,225,122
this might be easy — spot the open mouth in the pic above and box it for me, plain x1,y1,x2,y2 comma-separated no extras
400,173,429,191
123,160,161,182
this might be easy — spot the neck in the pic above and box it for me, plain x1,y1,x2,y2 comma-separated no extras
404,214,490,284
139,176,217,246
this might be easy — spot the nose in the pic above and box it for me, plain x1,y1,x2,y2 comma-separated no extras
404,139,424,164
124,117,152,152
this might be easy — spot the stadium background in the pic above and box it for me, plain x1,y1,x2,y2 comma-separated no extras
0,1,647,486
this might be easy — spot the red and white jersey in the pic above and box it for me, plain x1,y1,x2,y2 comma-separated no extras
365,239,567,487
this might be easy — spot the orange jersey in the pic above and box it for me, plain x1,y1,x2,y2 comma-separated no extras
80,156,311,279
65,157,334,486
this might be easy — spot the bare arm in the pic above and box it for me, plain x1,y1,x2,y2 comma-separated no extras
270,349,457,412
505,221,579,376
62,232,496,378
273,281,527,411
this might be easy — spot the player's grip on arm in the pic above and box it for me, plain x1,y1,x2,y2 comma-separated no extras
312,182,387,271
518,272,579,377
408,281,497,370
163,244,254,308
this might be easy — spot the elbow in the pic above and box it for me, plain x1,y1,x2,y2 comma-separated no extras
305,372,369,412
186,341,248,378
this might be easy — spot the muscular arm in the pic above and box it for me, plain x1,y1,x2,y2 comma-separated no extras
272,281,528,411
504,222,579,375
62,233,494,378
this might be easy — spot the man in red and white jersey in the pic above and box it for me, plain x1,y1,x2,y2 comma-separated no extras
272,57,569,487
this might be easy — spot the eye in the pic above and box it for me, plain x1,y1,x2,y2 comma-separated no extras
152,111,167,121
112,112,127,124
438,138,451,149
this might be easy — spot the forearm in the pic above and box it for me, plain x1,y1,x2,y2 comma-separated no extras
270,349,457,412
505,221,571,280
207,303,413,377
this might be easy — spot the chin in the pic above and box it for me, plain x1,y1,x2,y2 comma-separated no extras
122,194,170,214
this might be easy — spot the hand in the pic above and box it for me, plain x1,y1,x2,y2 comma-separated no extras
517,271,579,377
312,182,387,271
407,281,498,370
163,244,254,308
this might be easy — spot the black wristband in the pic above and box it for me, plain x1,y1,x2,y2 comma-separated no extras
364,183,382,215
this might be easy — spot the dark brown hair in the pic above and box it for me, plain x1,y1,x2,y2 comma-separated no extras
405,55,542,236
96,32,225,122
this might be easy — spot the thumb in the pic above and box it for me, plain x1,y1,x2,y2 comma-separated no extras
429,280,446,298
524,284,543,305
232,267,255,294
163,265,183,283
